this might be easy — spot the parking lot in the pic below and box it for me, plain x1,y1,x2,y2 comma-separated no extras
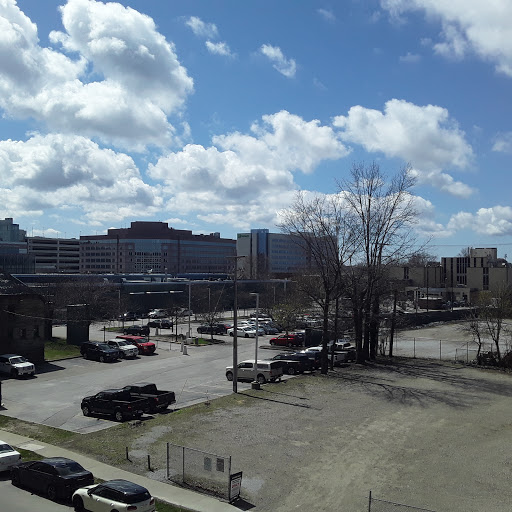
0,321,290,433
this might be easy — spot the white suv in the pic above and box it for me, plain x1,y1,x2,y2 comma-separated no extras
148,309,167,318
226,360,283,384
0,354,35,378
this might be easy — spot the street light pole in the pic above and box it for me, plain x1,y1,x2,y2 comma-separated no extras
250,293,259,375
187,282,192,339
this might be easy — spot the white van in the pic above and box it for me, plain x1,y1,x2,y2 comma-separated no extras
225,360,283,384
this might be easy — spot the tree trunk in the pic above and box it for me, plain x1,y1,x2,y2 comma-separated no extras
321,297,330,374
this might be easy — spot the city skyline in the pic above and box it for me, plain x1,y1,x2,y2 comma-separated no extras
1,1,512,259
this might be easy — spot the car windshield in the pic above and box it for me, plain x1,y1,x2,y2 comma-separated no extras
116,341,127,347
54,461,86,475
97,344,110,350
0,443,15,453
9,356,26,364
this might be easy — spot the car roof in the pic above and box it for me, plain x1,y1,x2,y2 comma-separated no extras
0,353,22,358
38,457,79,466
101,479,149,494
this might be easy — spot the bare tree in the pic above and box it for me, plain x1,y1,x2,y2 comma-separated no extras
476,287,512,361
279,192,356,373
338,162,418,363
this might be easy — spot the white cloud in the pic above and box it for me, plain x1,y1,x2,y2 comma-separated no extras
259,44,297,78
412,196,454,238
380,0,512,76
317,9,336,22
399,52,421,63
492,132,512,153
205,41,233,57
448,206,512,236
0,0,193,150
0,133,162,224
148,111,348,229
333,99,474,197
185,16,219,39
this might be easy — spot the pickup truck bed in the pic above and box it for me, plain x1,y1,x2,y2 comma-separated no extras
122,383,176,413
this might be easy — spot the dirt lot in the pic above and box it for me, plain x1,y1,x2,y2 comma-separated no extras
112,332,512,511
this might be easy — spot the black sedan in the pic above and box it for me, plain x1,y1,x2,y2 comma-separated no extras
11,457,94,501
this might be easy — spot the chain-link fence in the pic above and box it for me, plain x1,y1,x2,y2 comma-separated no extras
166,442,232,499
368,491,437,511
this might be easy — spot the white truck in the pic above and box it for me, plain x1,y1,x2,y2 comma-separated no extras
106,339,139,358
0,354,35,378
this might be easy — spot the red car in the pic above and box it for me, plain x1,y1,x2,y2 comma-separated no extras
269,333,304,347
116,335,156,355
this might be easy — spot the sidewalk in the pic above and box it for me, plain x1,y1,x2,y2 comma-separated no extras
0,429,240,512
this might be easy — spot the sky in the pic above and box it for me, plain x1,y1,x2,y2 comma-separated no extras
0,0,512,259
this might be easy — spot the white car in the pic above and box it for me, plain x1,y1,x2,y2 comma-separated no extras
72,479,155,512
0,354,35,378
106,339,138,358
227,326,257,338
148,309,167,319
0,441,21,471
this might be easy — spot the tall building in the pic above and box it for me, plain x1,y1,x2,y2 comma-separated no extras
0,218,26,242
26,237,80,273
80,221,236,274
236,229,310,279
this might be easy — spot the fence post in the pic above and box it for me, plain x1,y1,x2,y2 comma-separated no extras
126,447,130,462
368,490,372,512
182,446,185,483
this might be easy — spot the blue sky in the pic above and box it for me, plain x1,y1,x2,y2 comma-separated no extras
1,0,512,258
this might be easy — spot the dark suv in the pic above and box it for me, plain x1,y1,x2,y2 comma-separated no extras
271,353,315,372
80,342,120,363
197,323,228,335
124,325,150,336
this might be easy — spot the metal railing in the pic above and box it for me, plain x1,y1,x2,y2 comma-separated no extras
368,491,437,511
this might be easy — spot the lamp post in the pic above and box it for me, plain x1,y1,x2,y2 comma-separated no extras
250,293,259,375
187,281,192,339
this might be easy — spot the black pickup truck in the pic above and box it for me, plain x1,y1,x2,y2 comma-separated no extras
122,382,176,413
81,389,150,422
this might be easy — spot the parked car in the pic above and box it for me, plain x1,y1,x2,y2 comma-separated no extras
119,311,138,321
0,441,21,472
227,326,257,338
106,339,138,359
225,360,284,384
269,333,304,347
260,323,279,335
269,353,315,373
0,354,35,378
81,389,149,422
178,309,194,317
11,457,94,501
124,324,150,336
73,479,155,512
197,323,228,335
147,319,173,329
148,309,167,319
299,349,322,369
116,335,156,355
122,383,176,413
80,342,120,363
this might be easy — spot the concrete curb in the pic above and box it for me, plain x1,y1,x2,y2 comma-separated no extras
0,429,240,512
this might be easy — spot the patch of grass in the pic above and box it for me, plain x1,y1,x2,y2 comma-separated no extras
15,447,45,461
44,337,81,360
0,415,75,445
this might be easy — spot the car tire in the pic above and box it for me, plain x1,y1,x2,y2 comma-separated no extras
72,495,85,512
288,367,296,375
83,352,89,359
82,405,90,417
226,372,234,381
10,369,18,378
270,341,275,345
11,470,20,486
99,355,105,363
257,374,266,384
229,332,233,337
245,333,249,338
114,409,124,422
47,484,57,501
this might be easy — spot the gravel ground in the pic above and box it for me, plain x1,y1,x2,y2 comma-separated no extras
97,323,512,512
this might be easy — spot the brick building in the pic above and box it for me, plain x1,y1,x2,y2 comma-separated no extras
80,221,236,274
